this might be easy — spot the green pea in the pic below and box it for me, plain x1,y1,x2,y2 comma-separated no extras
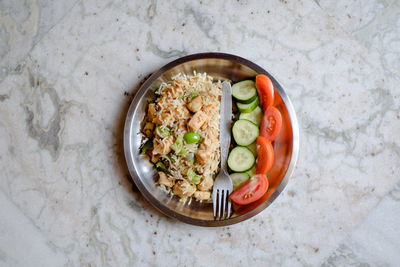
184,132,201,144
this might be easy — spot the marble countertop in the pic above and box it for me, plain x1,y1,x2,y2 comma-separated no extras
1,0,399,266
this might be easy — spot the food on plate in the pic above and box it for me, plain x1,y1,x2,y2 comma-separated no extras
232,80,258,104
239,106,263,126
229,174,269,205
140,71,283,207
227,146,255,173
237,97,259,113
232,119,259,146
230,172,250,190
246,142,257,156
140,73,221,201
255,136,274,174
260,106,282,141
228,74,282,206
255,74,274,108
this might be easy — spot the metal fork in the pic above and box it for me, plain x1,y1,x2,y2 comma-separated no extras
212,81,233,220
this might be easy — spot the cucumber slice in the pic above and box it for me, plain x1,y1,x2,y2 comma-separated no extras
230,172,250,190
237,97,259,113
228,146,255,172
232,80,258,104
239,106,263,126
232,120,259,146
246,166,257,177
247,142,257,156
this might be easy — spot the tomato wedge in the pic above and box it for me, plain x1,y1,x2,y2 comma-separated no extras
256,136,274,174
260,106,282,141
255,74,274,109
229,174,269,205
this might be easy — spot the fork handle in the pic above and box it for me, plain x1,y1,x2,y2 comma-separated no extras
220,81,232,174
220,131,230,174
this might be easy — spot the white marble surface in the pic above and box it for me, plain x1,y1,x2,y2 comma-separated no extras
0,0,399,266
322,181,400,266
316,0,400,75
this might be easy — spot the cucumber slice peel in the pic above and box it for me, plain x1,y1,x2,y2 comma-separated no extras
232,80,258,104
237,97,259,113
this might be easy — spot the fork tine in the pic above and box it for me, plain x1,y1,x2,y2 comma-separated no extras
221,190,227,219
227,191,231,219
213,189,217,218
217,189,223,219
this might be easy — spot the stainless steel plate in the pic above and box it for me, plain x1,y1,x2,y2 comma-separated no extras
124,53,299,226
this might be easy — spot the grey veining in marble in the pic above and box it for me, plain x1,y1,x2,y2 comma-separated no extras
0,0,399,266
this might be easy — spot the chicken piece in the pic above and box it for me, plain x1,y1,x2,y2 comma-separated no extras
197,175,213,191
195,148,212,165
200,121,208,131
194,191,211,201
202,104,218,116
143,122,155,137
152,136,174,155
151,154,161,163
187,96,203,113
148,104,157,122
188,110,207,131
158,172,173,187
172,180,196,198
